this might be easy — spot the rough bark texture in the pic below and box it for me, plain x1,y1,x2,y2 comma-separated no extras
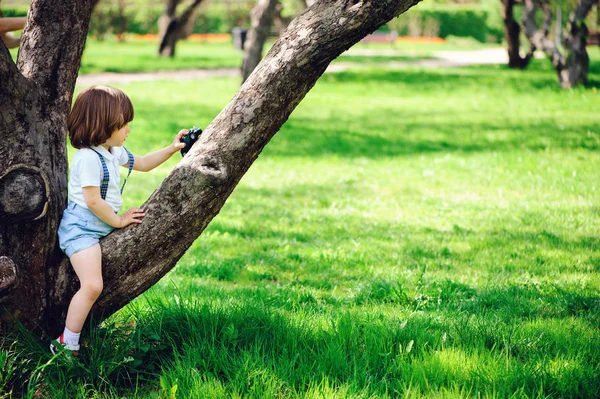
241,0,279,83
157,0,204,57
1,0,421,338
501,0,533,69
0,0,93,333
522,0,595,87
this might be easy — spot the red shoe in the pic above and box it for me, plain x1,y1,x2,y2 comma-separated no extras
50,334,80,357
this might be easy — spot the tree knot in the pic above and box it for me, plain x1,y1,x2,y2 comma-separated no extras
0,165,50,224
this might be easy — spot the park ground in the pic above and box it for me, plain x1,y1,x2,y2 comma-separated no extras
2,38,600,399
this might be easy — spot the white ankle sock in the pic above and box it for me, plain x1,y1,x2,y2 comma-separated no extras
63,327,81,345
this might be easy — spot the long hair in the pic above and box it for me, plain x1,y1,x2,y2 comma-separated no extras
67,85,134,149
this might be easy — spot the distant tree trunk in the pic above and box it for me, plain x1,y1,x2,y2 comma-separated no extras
179,7,200,39
115,0,128,42
1,0,421,337
158,0,204,57
272,3,287,35
522,0,595,87
241,0,279,83
501,0,534,68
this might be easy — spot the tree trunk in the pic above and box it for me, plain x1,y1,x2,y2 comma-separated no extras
501,0,533,69
1,0,421,338
157,0,179,41
158,0,204,57
116,0,129,42
522,0,595,87
0,0,93,334
241,0,279,83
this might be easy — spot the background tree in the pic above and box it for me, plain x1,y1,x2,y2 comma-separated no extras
0,0,421,338
241,0,279,82
508,0,596,87
157,0,205,57
501,0,535,68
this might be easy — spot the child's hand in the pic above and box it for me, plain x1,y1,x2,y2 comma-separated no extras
171,129,189,154
118,207,145,228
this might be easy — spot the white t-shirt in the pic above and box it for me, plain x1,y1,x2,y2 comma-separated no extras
68,146,132,213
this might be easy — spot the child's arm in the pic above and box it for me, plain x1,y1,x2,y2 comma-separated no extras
131,129,188,172
82,186,144,228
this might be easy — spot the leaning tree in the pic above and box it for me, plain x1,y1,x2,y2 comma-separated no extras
0,0,421,338
157,0,206,57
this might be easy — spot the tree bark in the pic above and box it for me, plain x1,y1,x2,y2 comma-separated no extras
501,0,533,69
241,0,279,83
157,0,204,58
0,0,93,334
522,0,595,87
1,0,421,338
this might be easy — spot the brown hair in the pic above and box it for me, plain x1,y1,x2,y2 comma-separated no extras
67,85,134,149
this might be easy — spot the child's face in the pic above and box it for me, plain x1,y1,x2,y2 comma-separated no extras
104,123,130,147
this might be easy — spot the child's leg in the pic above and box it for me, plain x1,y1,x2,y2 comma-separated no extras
65,243,103,334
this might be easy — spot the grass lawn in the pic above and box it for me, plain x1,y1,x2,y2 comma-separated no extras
78,39,244,73
2,50,600,398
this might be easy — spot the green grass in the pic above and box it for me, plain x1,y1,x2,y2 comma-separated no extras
2,51,600,398
79,39,244,74
9,38,244,73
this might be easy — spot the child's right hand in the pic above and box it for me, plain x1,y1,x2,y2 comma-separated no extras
118,207,145,228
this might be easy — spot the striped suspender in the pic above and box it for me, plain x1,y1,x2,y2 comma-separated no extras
90,148,135,200
121,149,135,193
90,149,110,199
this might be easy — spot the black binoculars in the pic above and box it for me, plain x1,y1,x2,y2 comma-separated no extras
180,126,203,156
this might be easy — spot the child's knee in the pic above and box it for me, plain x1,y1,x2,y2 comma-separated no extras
81,280,103,299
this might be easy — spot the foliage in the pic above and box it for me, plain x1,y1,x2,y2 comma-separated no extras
0,5,28,17
0,1,500,40
89,1,255,36
3,43,600,397
2,0,599,39
389,4,504,43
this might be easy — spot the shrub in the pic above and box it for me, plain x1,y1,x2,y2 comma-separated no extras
388,5,504,43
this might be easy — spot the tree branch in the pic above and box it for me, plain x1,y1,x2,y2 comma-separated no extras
0,40,36,140
0,40,19,93
16,0,94,118
571,0,596,21
180,0,204,21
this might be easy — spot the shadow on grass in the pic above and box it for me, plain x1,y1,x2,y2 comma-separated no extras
266,118,600,158
260,61,599,158
183,181,600,326
334,54,436,64
318,62,566,92
321,59,600,91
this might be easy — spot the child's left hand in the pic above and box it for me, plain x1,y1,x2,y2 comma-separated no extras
171,129,189,153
